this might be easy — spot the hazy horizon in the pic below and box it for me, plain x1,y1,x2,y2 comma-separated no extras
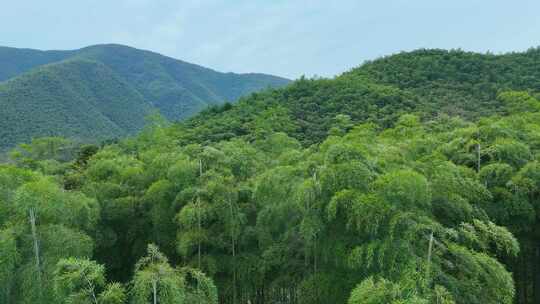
2,0,540,78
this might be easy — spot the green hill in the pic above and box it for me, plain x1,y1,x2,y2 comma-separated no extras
175,48,540,146
0,44,290,149
0,59,151,148
346,48,540,118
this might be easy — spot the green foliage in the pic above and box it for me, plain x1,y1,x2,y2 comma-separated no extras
54,257,126,304
0,166,98,304
131,244,185,304
374,170,431,210
346,48,540,119
177,75,417,146
97,283,126,304
458,220,519,257
0,228,19,302
180,267,218,304
348,277,434,304
130,244,216,304
498,91,540,114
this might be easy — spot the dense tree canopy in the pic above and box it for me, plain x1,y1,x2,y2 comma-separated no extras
2,48,540,303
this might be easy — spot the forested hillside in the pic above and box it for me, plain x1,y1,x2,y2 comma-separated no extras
347,48,540,118
176,48,540,146
0,46,75,81
0,59,152,149
76,45,291,120
0,44,290,150
2,48,540,304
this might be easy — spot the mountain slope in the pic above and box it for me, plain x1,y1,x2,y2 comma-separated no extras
74,44,291,119
0,59,152,148
0,46,73,81
0,44,290,149
345,48,540,118
174,48,540,146
176,76,417,146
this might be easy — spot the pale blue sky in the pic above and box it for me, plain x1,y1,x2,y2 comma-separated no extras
2,0,539,78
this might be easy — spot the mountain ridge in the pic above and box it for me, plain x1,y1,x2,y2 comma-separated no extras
0,44,290,149
0,44,289,82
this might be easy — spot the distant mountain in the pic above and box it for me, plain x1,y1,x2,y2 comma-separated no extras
0,47,77,81
0,44,290,149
